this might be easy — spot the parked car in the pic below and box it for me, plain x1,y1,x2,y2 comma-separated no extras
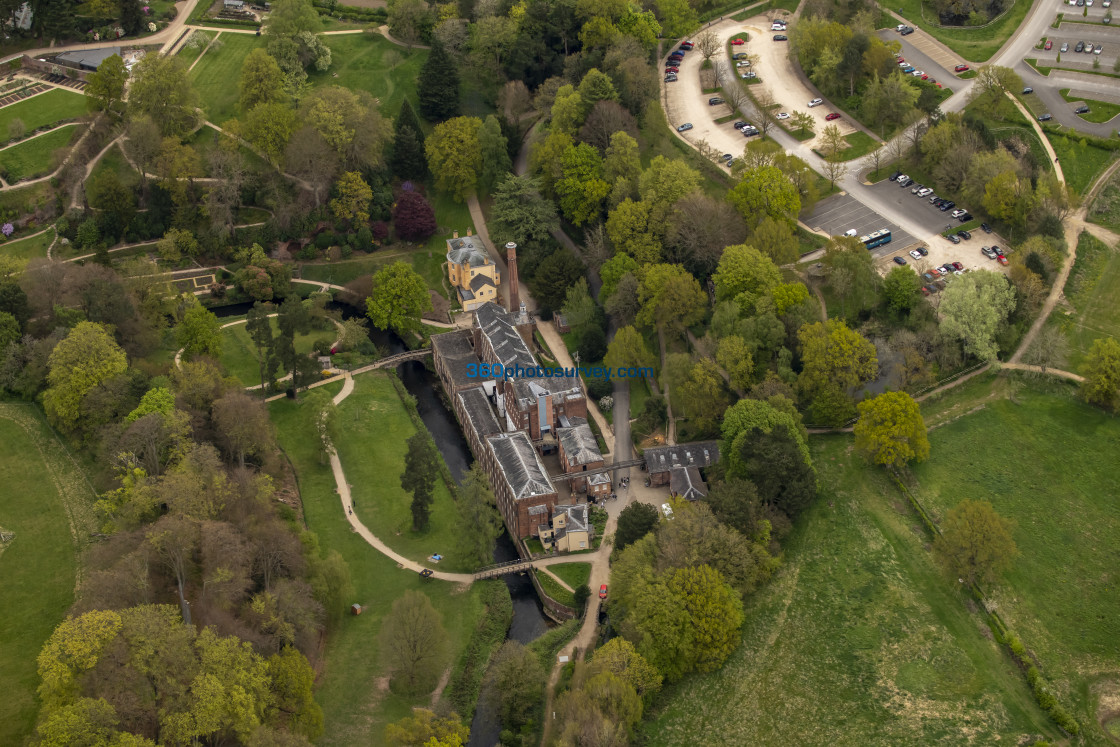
825,112,841,120
958,212,973,222
1061,42,1069,52
947,234,961,244
951,208,966,218
903,66,916,73
899,177,914,187
680,41,694,49
731,37,745,45
911,183,925,194
741,71,758,79
599,584,608,599
901,26,914,35
808,98,823,107
981,222,992,233
665,66,679,73
940,200,956,211
1023,86,1034,94
918,187,934,197
955,63,970,71
1039,113,1053,121
777,112,790,119
952,262,964,271
958,230,972,240
929,194,941,204
993,245,1005,256
917,246,929,256
1045,40,1052,50
921,272,936,282
1076,105,1090,114
911,70,925,77
982,246,997,259
998,255,1009,266
910,249,923,259
677,122,692,132
709,97,724,105
726,158,738,167
920,286,931,296
665,74,678,82
893,256,907,265
889,170,903,181
721,153,733,161
733,120,748,130
736,60,752,67
742,126,760,137
1095,45,1104,54
1075,41,1085,52
773,34,788,40
733,52,748,59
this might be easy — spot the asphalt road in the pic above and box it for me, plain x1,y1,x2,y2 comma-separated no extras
877,29,959,87
805,193,919,257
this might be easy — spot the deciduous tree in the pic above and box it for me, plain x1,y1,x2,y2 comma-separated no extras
85,54,127,113
425,116,482,200
43,321,128,432
386,709,469,747
486,641,545,731
392,190,437,242
635,263,705,335
177,304,222,360
934,499,1018,586
938,270,1016,361
366,261,433,335
1080,336,1120,410
380,591,448,695
727,165,801,230
128,54,200,138
854,391,929,468
330,171,373,225
712,243,782,314
240,48,288,112
615,501,660,552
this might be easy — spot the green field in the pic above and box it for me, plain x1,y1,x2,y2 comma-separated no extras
547,562,592,591
175,30,215,67
307,33,428,125
910,383,1120,743
88,143,140,189
891,0,1035,62
0,227,54,261
0,89,87,137
535,569,576,606
188,33,267,122
1046,229,1120,370
1046,132,1116,195
218,315,336,388
643,431,1056,745
836,131,880,162
0,125,77,182
270,386,492,744
0,404,95,746
1088,167,1120,232
330,373,474,572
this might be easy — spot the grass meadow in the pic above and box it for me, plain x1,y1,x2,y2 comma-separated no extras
910,381,1120,743
891,0,1034,62
270,386,491,744
0,89,87,136
1089,168,1120,232
643,429,1056,745
1043,229,1120,370
0,227,54,262
0,404,95,746
188,34,267,122
1046,132,1116,195
0,125,78,182
547,562,592,590
218,315,335,388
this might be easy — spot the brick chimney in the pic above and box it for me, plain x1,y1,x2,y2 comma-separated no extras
505,242,520,314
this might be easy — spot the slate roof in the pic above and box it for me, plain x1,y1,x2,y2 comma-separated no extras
470,274,496,291
643,441,720,473
670,465,708,500
57,46,121,69
431,329,479,389
475,302,583,404
458,387,501,438
486,432,555,500
553,503,589,533
557,423,602,466
588,472,611,485
446,236,489,266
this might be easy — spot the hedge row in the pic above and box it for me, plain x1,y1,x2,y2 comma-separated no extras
312,0,387,24
445,580,513,720
1006,633,1081,735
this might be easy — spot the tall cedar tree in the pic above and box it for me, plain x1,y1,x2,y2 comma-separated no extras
402,431,438,531
391,100,429,181
418,42,460,122
392,189,438,241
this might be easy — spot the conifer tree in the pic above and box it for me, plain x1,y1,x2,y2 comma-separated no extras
417,42,460,122
390,100,429,180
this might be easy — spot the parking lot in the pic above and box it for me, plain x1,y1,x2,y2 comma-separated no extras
875,30,958,88
805,193,918,257
1035,21,1120,69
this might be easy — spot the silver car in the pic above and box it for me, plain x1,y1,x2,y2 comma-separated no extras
808,98,823,107
1061,42,1069,52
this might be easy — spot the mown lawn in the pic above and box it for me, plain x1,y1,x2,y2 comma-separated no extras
0,227,54,261
88,143,140,189
331,372,472,572
1045,229,1120,371
189,33,267,122
909,383,1120,743
547,562,591,590
642,431,1055,745
307,33,427,124
0,125,78,182
270,389,491,745
0,405,90,746
1059,88,1120,124
218,315,336,388
892,0,1034,62
0,89,87,137
837,131,880,162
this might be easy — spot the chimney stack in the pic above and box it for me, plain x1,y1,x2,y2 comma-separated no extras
453,230,459,239
506,242,520,314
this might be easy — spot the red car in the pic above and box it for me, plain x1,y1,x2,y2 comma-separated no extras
897,57,905,63
1045,39,1053,50
997,255,1009,266
681,41,694,49
731,38,745,45
952,261,964,271
955,64,970,72
921,74,929,80
825,112,841,121
665,66,679,73
599,584,608,599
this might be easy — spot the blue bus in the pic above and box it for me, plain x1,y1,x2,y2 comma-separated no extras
860,229,892,249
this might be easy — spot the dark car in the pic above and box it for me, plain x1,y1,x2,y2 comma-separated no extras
922,272,936,282
1075,105,1090,114
733,120,748,130
1023,87,1034,94
958,212,973,222
901,26,914,35
992,245,1004,256
743,126,760,137
733,52,748,59
925,284,939,294
721,153,733,161
940,201,956,211
709,97,724,105
1038,113,1052,121
947,234,961,244
917,246,929,256
893,256,907,265
773,34,788,40
899,177,913,187
958,230,971,240
889,170,903,181
981,222,992,233
1075,41,1085,52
